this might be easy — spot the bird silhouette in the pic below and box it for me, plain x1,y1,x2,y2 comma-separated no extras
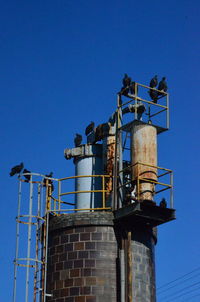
74,133,82,147
158,77,168,94
159,198,167,208
149,75,158,88
149,89,158,103
23,168,31,182
122,73,131,87
129,81,138,95
9,162,24,176
43,172,54,191
85,121,95,136
95,122,110,142
120,74,132,96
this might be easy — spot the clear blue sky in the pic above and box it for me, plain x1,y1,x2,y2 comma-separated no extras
1,0,200,301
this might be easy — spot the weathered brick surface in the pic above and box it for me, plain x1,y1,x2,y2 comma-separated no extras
131,228,156,302
46,213,117,302
46,213,156,302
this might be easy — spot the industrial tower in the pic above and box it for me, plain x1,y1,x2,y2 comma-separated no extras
13,81,175,302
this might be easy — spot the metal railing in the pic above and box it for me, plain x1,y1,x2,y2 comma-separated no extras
49,174,112,213
118,82,169,130
118,162,174,208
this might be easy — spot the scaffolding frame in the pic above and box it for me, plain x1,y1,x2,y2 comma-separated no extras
13,173,112,302
113,82,172,211
119,82,169,129
13,173,57,302
118,162,174,208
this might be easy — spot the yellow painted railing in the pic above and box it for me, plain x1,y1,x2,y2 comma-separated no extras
118,162,173,208
50,174,112,213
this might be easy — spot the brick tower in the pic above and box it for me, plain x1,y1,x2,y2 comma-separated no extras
13,80,175,302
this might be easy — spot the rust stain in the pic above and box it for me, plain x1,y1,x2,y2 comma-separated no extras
105,137,115,199
131,125,157,201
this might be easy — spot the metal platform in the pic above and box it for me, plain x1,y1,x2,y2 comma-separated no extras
114,200,176,227
120,120,168,135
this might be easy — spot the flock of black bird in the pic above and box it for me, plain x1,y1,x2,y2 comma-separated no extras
120,73,138,96
10,74,168,207
120,73,168,104
9,163,54,191
74,120,95,147
149,75,168,103
74,74,168,149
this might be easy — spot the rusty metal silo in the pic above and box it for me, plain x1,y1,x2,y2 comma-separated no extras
131,121,157,201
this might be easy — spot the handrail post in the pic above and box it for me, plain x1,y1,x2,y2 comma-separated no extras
167,92,170,129
135,82,138,120
137,165,140,201
170,172,174,208
58,180,61,213
102,175,105,209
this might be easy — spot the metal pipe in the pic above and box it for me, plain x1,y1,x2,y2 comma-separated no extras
34,184,41,302
25,175,33,302
149,108,167,118
117,102,123,209
58,180,61,212
113,109,119,210
13,179,22,302
102,176,105,208
43,212,50,302
60,189,107,196
48,207,111,212
119,96,167,109
170,172,174,208
127,231,132,302
59,174,110,181
120,248,125,302
167,92,170,129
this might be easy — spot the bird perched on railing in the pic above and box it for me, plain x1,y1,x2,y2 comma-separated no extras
149,75,158,88
85,121,95,136
129,81,138,95
23,168,31,182
123,73,132,87
159,198,167,208
158,77,168,94
149,89,158,103
120,73,132,96
43,172,54,192
149,75,158,103
9,162,24,176
95,122,110,142
74,133,82,147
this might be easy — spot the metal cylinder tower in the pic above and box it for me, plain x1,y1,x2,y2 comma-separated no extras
131,122,157,201
12,79,175,302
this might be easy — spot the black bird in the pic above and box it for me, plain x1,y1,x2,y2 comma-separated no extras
149,89,158,103
85,121,95,136
46,172,53,178
9,162,24,176
120,74,132,96
158,77,168,93
122,73,131,87
149,75,158,88
95,123,110,142
43,172,54,191
74,133,82,147
129,81,138,95
23,168,31,182
159,198,167,208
